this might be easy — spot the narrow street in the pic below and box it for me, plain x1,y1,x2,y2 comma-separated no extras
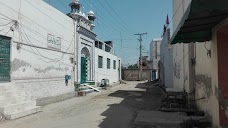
0,81,164,128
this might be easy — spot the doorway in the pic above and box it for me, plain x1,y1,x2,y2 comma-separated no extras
217,24,228,126
81,57,87,84
81,47,90,84
0,35,11,82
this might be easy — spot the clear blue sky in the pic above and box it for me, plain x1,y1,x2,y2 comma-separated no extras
44,0,172,66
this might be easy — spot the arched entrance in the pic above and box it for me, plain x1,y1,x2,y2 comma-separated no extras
81,47,90,84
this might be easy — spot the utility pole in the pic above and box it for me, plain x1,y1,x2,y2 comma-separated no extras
134,33,147,81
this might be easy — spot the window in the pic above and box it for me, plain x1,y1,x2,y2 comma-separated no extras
98,56,103,68
95,41,99,48
105,45,111,52
107,58,110,69
113,60,116,69
98,42,103,49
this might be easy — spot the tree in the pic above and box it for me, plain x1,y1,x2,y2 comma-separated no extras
128,64,138,69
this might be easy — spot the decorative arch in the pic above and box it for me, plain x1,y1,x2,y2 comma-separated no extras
80,47,90,84
81,47,90,57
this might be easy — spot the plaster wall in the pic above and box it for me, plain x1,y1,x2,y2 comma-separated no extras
160,29,174,88
0,0,75,98
194,38,220,127
172,0,192,92
172,0,221,127
94,47,121,85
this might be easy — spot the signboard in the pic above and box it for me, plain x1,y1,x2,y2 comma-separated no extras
0,35,11,82
47,34,61,50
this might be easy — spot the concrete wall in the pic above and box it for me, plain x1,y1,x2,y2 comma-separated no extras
194,39,220,127
0,0,75,98
172,0,193,92
160,29,174,88
94,47,121,85
172,0,223,127
193,21,228,127
122,69,151,81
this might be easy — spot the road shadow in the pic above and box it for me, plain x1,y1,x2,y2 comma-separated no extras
98,81,164,128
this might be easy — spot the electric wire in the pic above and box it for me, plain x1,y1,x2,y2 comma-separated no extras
103,0,136,33
0,21,13,26
18,24,73,63
0,1,137,63
0,1,74,41
24,0,74,33
47,0,137,48
18,22,73,51
95,0,134,35
81,0,134,39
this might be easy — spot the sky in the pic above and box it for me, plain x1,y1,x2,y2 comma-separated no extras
44,0,172,67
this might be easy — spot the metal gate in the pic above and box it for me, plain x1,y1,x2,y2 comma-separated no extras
0,35,11,82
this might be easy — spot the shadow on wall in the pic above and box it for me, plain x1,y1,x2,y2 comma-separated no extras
98,82,164,128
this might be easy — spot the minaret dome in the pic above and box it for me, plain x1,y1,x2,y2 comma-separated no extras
88,5,96,21
69,0,80,12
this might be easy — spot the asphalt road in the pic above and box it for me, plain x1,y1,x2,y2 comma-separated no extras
0,81,164,128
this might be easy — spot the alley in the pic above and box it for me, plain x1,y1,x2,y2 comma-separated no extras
0,81,164,128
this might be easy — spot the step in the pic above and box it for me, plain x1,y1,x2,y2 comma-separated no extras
0,96,31,106
5,106,42,120
0,100,36,114
0,91,26,99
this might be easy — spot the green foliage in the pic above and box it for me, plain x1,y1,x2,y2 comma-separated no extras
128,64,138,69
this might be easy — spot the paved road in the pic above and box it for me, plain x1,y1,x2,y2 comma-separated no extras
0,81,164,128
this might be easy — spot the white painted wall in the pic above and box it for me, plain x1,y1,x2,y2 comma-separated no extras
160,29,173,88
172,0,192,92
0,0,75,98
94,47,121,85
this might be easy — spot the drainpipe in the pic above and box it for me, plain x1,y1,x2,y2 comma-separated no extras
182,0,186,92
183,44,186,92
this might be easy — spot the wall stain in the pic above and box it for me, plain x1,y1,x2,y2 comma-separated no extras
11,59,70,74
11,59,31,72
215,86,228,118
195,74,212,97
34,66,69,74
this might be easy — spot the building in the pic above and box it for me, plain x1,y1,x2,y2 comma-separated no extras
68,0,97,85
150,38,162,80
159,28,173,88
0,0,121,119
170,0,228,127
95,40,121,85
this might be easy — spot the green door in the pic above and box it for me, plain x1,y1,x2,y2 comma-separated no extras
0,35,11,82
81,57,87,84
